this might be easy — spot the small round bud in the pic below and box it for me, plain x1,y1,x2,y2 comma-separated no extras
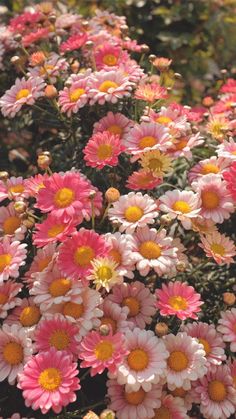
223,292,236,306
45,85,58,99
176,261,187,272
10,56,21,65
13,34,22,42
140,44,150,53
37,151,52,170
23,217,35,229
89,190,96,200
120,24,129,34
85,40,94,49
174,72,182,79
65,80,72,88
221,69,227,75
99,324,110,336
0,171,9,182
167,87,172,92
105,188,120,203
148,54,156,62
100,409,116,419
71,60,80,73
14,201,27,214
81,20,89,29
202,96,214,107
155,322,169,337
48,14,56,24
203,112,209,118
160,214,172,226
83,411,99,419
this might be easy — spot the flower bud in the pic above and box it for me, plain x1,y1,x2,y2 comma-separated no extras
48,14,56,24
0,171,9,182
45,85,58,99
37,151,52,170
23,216,35,229
71,60,80,73
14,200,28,214
89,190,96,200
176,261,187,272
148,54,156,62
99,324,110,336
223,292,236,306
160,214,172,226
85,40,94,49
83,411,99,419
100,409,115,419
140,44,150,54
10,56,21,65
155,322,169,337
13,34,22,42
105,188,120,203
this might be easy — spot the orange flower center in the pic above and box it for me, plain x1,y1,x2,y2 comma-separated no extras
63,302,84,319
127,348,149,371
168,296,188,311
97,144,113,160
3,216,21,235
107,124,123,136
172,200,191,213
139,136,157,149
38,256,52,272
201,163,220,175
0,254,12,273
74,245,95,267
156,116,172,125
8,184,24,194
147,158,163,171
109,249,122,266
69,88,85,102
201,190,220,210
168,350,188,372
20,306,41,327
100,316,117,334
139,241,161,259
153,406,171,419
122,297,140,317
95,340,114,361
49,330,70,350
3,342,23,365
210,243,225,256
103,54,118,66
38,367,61,391
125,388,146,405
199,338,211,356
54,187,75,208
170,387,187,397
16,89,30,101
99,80,118,92
47,224,65,238
124,206,143,222
0,292,8,305
49,278,71,297
208,380,227,402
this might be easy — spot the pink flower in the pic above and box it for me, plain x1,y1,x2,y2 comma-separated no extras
9,11,41,34
22,28,50,47
126,169,162,190
153,392,189,419
24,173,49,197
0,202,26,240
217,138,236,161
33,213,77,248
188,156,230,184
0,177,27,202
217,308,236,352
104,232,136,279
60,33,88,53
100,298,131,334
28,53,69,83
5,297,41,336
58,78,89,116
88,70,133,105
0,280,22,319
0,237,27,282
23,243,56,289
18,347,81,414
220,78,236,94
94,43,127,69
223,161,236,201
135,82,168,103
156,281,203,320
168,133,204,159
84,131,124,169
93,111,133,141
199,232,236,265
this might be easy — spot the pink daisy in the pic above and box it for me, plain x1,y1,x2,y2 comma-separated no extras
168,132,204,159
118,59,145,83
28,53,69,83
93,111,133,141
0,77,45,118
94,43,127,69
0,202,26,240
126,169,162,190
18,347,80,414
104,232,135,279
33,213,77,248
5,297,42,336
188,156,230,184
58,78,89,116
217,138,236,161
88,70,133,105
23,243,57,289
228,358,236,388
217,308,236,352
22,28,50,47
24,173,49,197
108,192,158,234
156,281,203,320
0,280,22,319
0,176,27,202
223,161,236,201
0,237,27,282
134,82,168,103
199,232,236,264
220,78,236,94
150,105,189,132
100,298,131,334
9,11,41,33
83,130,124,169
152,392,189,419
60,33,88,53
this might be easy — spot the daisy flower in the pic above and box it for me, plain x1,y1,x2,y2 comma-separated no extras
88,70,133,105
152,392,189,419
223,161,236,201
0,280,22,319
107,379,162,419
192,174,234,224
118,59,145,83
228,358,236,388
107,281,156,329
0,324,33,384
94,43,127,69
22,28,49,48
183,322,226,367
207,116,230,141
0,202,26,240
163,332,207,388
134,82,167,103
83,131,124,169
28,53,69,83
93,111,133,141
188,156,230,184
108,192,158,234
33,213,77,248
158,189,201,229
18,347,80,414
0,176,27,202
126,169,162,190
191,217,218,235
168,132,204,159
199,232,236,264
114,327,168,392
58,78,89,116
220,78,236,94
24,243,57,289
0,76,45,118
100,298,131,334
24,173,49,197
139,150,172,178
88,257,121,292
60,33,88,53
104,232,136,279
150,105,188,132
0,237,27,282
217,138,236,161
217,308,236,352
156,281,203,320
5,297,41,336
167,384,193,412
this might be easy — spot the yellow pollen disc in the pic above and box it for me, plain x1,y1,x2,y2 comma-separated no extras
168,351,188,372
210,243,225,256
63,302,84,319
107,124,123,136
39,64,54,75
0,293,8,305
9,184,24,194
97,144,113,160
208,380,227,402
168,296,188,311
127,348,149,371
69,88,85,102
3,342,23,365
156,116,172,125
16,89,30,101
20,306,41,327
95,340,114,361
139,241,161,259
49,278,71,297
124,206,144,222
49,330,70,350
125,388,146,405
38,256,52,272
153,406,171,419
0,254,12,273
148,158,163,171
47,224,65,238
100,317,117,334
97,266,113,281
175,139,188,150
170,387,187,397
3,216,21,235
54,187,75,208
139,136,157,149
172,200,191,214
99,80,118,92
122,297,140,317
109,249,122,265
38,367,61,391
74,245,95,267
199,338,211,356
232,151,236,155
103,54,118,66
201,190,220,210
201,163,220,175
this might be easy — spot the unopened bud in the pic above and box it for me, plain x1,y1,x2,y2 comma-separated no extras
85,40,94,49
155,322,169,337
99,324,110,336
81,20,89,29
223,292,236,306
11,56,21,65
221,69,227,75
48,14,56,24
140,44,149,54
203,112,209,119
202,96,214,107
13,34,22,42
65,80,72,88
45,85,58,98
89,190,96,200
160,214,172,226
105,188,120,203
23,217,35,229
71,60,80,73
14,201,27,214
0,171,9,182
176,261,187,272
174,72,182,79
83,411,99,419
100,409,115,419
148,54,156,62
37,151,52,170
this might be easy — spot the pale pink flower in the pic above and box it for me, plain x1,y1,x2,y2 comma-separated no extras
5,297,42,337
28,53,69,83
104,232,135,279
0,202,26,240
100,298,131,334
33,213,77,248
217,308,236,352
0,280,22,319
58,78,89,116
84,131,124,169
0,176,27,202
188,156,230,184
93,111,133,141
0,237,27,282
23,243,57,289
153,392,189,419
118,59,145,83
88,70,133,105
94,43,128,69
149,105,189,132
126,169,162,190
168,132,204,158
199,232,236,264
217,138,236,161
134,82,167,103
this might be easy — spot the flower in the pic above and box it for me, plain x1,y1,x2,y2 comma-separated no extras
100,298,131,334
104,232,136,279
188,156,230,184
88,257,121,292
60,33,88,53
153,57,172,70
134,82,167,103
88,70,133,105
156,281,203,320
207,116,230,141
83,131,124,169
199,232,236,264
94,43,127,69
0,176,27,202
217,308,236,352
0,77,45,118
33,213,77,248
93,111,132,141
139,150,172,177
0,237,27,282
18,347,80,414
23,243,56,289
108,191,158,234
168,132,204,159
24,173,49,197
126,169,162,190
152,392,189,419
22,28,50,47
28,52,69,83
0,202,26,240
217,138,236,161
0,280,21,319
5,297,41,336
223,161,236,201
58,78,89,116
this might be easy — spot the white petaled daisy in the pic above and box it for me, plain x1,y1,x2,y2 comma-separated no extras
0,202,26,240
100,298,131,334
108,192,159,234
168,132,204,159
167,383,194,412
93,111,133,142
0,281,22,319
0,237,27,283
188,156,230,184
88,70,134,105
199,232,236,265
88,257,122,292
217,308,236,352
0,176,27,202
104,232,136,279
217,138,236,161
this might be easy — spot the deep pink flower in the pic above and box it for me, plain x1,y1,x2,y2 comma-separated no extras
223,161,236,201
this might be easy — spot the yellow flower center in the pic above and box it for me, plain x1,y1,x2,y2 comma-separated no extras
9,184,24,194
107,125,123,136
201,163,220,175
3,342,23,365
63,302,84,319
127,348,149,371
39,64,54,75
201,190,220,210
16,89,30,101
47,224,65,238
124,206,144,222
54,187,75,208
100,316,117,334
175,139,188,150
170,387,187,397
97,266,113,281
125,388,146,405
168,351,188,372
74,245,95,267
95,340,114,361
172,200,191,214
139,241,162,259
168,296,188,311
0,254,12,273
208,380,227,402
199,338,211,356
49,330,70,350
232,150,236,155
147,158,163,171
20,306,41,327
139,136,157,149
69,88,85,102
38,367,61,391
210,243,225,256
156,116,172,125
109,249,122,265
0,292,7,305
38,256,52,272
102,54,118,66
97,144,113,160
153,406,171,419
3,216,21,235
49,278,71,297
99,80,118,92
122,297,140,317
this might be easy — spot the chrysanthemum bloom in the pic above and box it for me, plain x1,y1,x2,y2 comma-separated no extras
0,76,45,118
167,383,193,412
192,174,234,224
88,257,121,292
0,324,33,384
153,56,172,70
23,243,57,289
58,228,110,281
118,59,145,83
191,217,218,235
223,161,236,201
60,33,88,53
93,111,133,142
24,173,49,197
5,297,41,337
8,11,41,33
88,70,133,105
134,82,167,103
149,105,188,132
217,138,236,161
0,203,26,241
0,280,21,319
18,347,80,414
193,364,236,419
188,156,230,184
104,232,136,279
94,43,128,69
83,131,124,169
107,281,156,329
58,79,89,116
107,379,162,419
100,299,131,334
114,327,168,392
126,169,162,190
207,116,230,141
152,392,189,419
158,189,201,229
182,322,226,367
168,132,204,159
163,332,207,388
28,53,69,83
217,308,236,352
199,232,236,265
0,176,27,202
108,192,158,234
33,213,77,248
0,237,27,282
22,28,50,47
130,226,177,276
139,150,172,178
156,281,203,320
